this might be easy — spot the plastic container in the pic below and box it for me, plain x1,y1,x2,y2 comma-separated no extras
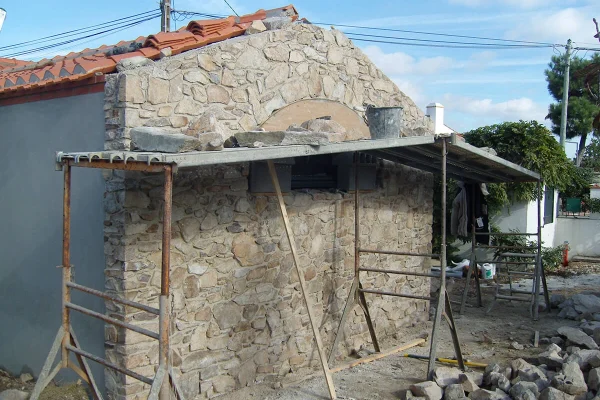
482,263,495,279
365,106,403,139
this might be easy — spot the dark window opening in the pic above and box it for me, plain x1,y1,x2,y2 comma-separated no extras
291,155,337,190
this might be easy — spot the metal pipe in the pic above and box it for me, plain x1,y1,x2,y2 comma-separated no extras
495,294,532,302
159,165,173,400
476,232,538,236
358,249,439,258
534,180,542,320
428,138,447,378
354,153,360,287
475,260,537,265
475,245,538,250
65,302,159,340
67,282,159,315
358,288,433,301
62,164,72,368
66,345,153,385
358,267,438,278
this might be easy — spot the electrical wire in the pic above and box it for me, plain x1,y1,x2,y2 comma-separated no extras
1,13,161,58
346,31,554,48
0,10,158,52
311,22,556,46
346,36,557,50
222,0,239,17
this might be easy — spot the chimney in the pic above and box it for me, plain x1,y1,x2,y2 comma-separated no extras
426,103,445,134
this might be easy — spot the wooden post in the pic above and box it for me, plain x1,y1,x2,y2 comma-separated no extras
267,161,337,400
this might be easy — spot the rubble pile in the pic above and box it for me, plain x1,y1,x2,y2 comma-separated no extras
555,294,600,322
406,323,600,400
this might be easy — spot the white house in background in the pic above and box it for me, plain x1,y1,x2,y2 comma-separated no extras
423,102,564,255
425,103,457,135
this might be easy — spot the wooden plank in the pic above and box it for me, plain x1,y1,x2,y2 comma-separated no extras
534,331,540,348
30,327,64,400
330,339,426,373
267,160,337,400
148,364,167,400
328,280,358,365
71,327,104,400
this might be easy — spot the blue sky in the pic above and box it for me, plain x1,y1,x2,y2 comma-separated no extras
1,0,599,156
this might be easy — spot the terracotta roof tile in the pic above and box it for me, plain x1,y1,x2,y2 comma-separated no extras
0,5,298,98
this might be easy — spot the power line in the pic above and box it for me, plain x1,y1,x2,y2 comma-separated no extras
311,22,556,46
346,36,557,50
346,32,554,48
0,10,158,52
1,13,161,58
222,0,239,17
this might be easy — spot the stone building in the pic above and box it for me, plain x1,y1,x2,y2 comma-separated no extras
1,5,435,399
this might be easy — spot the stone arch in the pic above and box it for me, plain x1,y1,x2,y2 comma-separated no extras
260,99,370,140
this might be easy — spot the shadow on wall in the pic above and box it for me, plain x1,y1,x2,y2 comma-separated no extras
0,94,106,390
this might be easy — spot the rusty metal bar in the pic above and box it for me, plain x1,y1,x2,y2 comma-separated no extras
533,180,542,320
358,249,439,258
358,288,433,301
65,302,159,340
358,267,438,278
354,153,380,353
475,260,537,265
66,345,153,385
495,294,532,302
65,159,168,173
428,138,447,379
476,232,538,236
62,164,72,368
497,271,534,276
475,245,538,250
67,282,159,315
159,165,173,400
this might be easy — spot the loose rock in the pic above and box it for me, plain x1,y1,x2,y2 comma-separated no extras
131,127,203,153
587,367,600,392
510,381,540,400
469,388,511,400
434,366,462,388
0,390,29,400
540,387,575,400
460,373,480,393
552,362,587,395
409,381,443,400
558,327,598,350
444,384,466,400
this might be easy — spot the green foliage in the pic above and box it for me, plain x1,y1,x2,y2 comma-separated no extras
582,137,600,172
545,54,600,139
464,121,574,211
541,244,566,273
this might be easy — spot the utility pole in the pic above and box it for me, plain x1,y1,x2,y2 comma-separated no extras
559,39,572,149
161,0,171,32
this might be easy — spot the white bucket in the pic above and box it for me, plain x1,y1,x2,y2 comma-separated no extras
482,263,495,279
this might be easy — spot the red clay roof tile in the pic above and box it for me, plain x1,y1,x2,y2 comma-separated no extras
0,5,298,99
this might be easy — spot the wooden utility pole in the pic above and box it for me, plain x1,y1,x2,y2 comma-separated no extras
161,0,171,32
559,39,572,149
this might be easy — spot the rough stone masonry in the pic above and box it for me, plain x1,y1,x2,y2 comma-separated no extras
102,21,435,399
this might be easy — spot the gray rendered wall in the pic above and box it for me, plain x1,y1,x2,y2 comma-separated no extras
0,93,105,390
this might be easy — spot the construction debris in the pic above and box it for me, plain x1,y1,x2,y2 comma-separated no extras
405,323,600,400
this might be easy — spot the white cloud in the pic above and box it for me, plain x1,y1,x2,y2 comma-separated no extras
442,94,547,122
363,45,453,76
392,79,427,105
506,7,596,43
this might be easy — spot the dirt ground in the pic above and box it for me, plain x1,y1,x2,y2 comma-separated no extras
4,263,597,400
218,268,596,400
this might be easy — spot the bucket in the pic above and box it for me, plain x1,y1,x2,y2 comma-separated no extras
482,263,495,280
366,106,403,139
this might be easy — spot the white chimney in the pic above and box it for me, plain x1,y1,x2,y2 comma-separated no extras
426,103,446,134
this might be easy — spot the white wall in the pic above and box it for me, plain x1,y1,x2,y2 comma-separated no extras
491,189,558,247
554,218,600,258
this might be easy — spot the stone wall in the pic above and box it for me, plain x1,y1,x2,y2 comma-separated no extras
104,23,433,151
103,162,433,399
102,22,435,400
